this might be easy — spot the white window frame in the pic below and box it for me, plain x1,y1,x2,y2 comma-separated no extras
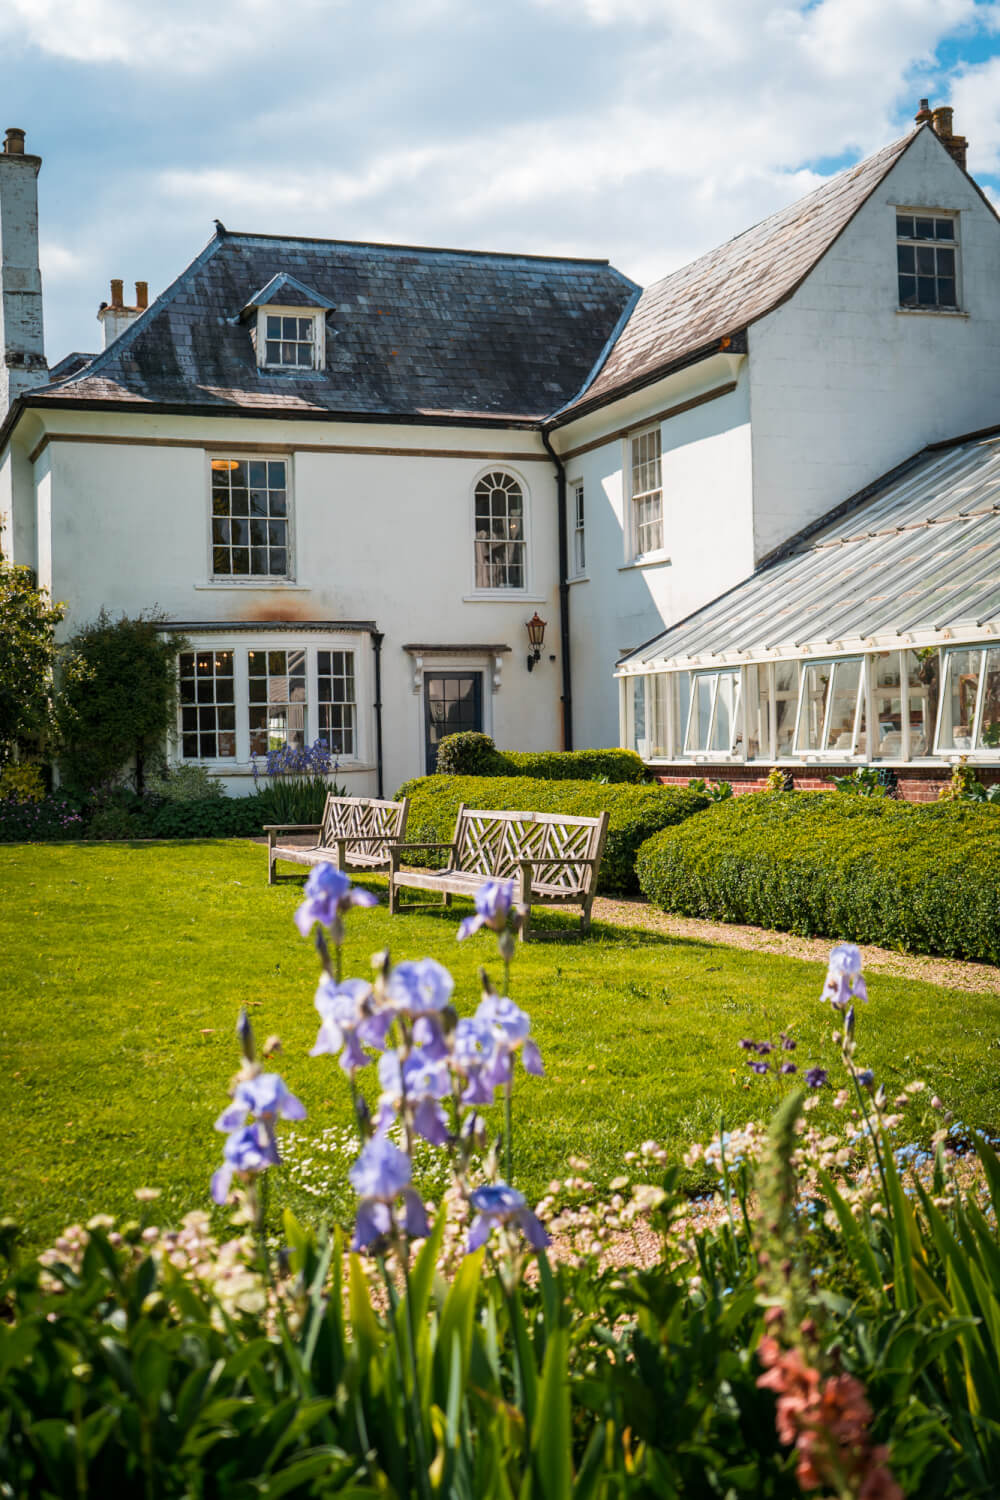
468,465,533,598
683,669,742,759
628,426,664,561
254,305,326,371
207,452,295,585
316,647,358,759
895,209,960,313
173,636,366,773
794,657,866,758
934,645,1000,757
570,478,586,577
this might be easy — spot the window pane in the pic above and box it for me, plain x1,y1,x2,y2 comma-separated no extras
977,649,1000,749
896,215,913,238
711,671,740,754
796,662,832,752
266,316,281,338
824,658,862,753
935,218,955,240
648,675,668,757
673,673,691,757
774,662,797,757
937,246,955,276
746,664,771,760
632,677,647,753
897,244,915,273
899,275,917,306
178,646,236,760
938,647,981,750
473,472,526,589
938,278,956,307
687,674,715,753
915,218,934,239
917,276,936,305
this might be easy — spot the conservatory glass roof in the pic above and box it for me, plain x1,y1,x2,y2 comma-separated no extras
619,436,1000,672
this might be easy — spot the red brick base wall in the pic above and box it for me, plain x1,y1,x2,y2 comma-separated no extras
649,764,1000,803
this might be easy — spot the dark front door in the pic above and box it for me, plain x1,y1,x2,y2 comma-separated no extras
424,672,483,772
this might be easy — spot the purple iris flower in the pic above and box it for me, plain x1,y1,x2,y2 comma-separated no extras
821,943,868,1010
781,1034,797,1051
476,994,544,1076
780,1062,798,1075
294,863,377,938
311,976,392,1073
211,1122,280,1204
377,1049,452,1146
805,1067,829,1089
454,1017,507,1104
348,1136,429,1250
754,1041,774,1056
215,1071,306,1133
386,958,454,1018
457,879,515,940
738,1039,756,1051
856,1068,875,1088
749,1060,770,1075
467,1183,549,1254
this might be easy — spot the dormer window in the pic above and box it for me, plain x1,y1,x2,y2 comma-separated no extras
264,313,317,368
238,273,335,373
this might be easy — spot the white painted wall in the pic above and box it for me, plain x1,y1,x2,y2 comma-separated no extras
553,356,754,749
749,128,1000,557
18,408,563,794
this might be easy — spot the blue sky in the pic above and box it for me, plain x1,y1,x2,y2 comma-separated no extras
4,0,1000,359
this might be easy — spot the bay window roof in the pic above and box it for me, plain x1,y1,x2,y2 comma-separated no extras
618,434,1000,675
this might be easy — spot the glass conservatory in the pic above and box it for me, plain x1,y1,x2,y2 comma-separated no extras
617,435,1000,769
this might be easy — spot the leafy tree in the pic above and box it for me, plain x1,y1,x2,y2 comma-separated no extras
56,611,186,796
0,562,65,767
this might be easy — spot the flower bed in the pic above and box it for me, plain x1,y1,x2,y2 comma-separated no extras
5,878,1000,1497
393,773,709,893
637,792,1000,962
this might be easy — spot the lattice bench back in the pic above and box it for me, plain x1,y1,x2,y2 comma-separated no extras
320,795,408,860
453,806,606,894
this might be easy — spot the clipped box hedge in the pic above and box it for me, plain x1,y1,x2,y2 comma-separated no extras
394,774,709,893
636,792,1000,963
434,731,644,784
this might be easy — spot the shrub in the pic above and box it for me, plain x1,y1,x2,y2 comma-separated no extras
434,731,644,783
145,763,224,802
0,562,64,765
0,763,46,803
636,791,1000,961
144,796,266,840
0,793,85,842
394,773,709,892
55,611,186,797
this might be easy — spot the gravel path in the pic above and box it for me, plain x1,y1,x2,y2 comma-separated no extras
592,896,1000,995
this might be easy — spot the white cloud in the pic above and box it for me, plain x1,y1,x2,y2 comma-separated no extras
10,0,1000,353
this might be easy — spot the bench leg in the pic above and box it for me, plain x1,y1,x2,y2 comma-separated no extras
268,839,276,886
519,905,531,943
442,892,452,908
389,874,400,915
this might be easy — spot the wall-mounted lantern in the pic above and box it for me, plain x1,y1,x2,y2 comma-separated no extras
525,612,547,672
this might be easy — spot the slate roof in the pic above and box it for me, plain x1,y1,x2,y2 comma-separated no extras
618,434,1000,671
29,233,638,425
559,130,918,418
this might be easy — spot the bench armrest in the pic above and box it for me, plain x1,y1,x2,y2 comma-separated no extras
328,836,404,847
264,822,322,834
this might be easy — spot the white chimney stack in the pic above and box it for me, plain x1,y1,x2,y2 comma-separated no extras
0,127,47,416
97,278,148,348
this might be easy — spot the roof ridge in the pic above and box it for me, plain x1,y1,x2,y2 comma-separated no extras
217,229,618,268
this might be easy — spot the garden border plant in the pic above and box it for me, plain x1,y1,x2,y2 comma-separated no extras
636,790,1000,962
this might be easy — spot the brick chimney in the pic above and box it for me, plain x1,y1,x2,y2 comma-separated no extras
0,127,48,416
919,100,968,171
97,278,149,348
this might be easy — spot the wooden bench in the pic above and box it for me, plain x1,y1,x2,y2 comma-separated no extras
265,794,409,885
388,804,609,938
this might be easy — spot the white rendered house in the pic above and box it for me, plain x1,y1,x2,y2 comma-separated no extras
2,105,1000,795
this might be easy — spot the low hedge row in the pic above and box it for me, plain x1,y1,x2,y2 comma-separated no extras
0,793,270,843
434,732,644,783
394,774,709,893
636,792,1000,962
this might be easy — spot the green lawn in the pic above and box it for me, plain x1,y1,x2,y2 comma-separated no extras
3,840,1000,1252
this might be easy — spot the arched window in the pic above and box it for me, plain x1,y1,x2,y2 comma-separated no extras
474,471,525,590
